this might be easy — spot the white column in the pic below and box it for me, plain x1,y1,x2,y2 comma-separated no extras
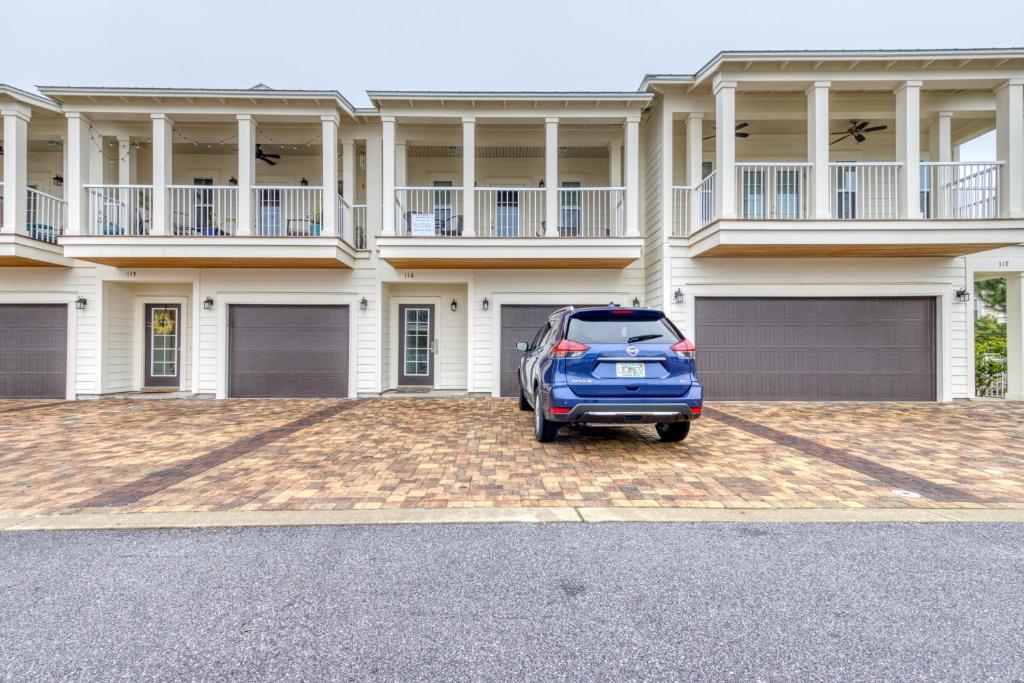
150,114,173,235
806,81,831,219
395,141,407,187
895,81,923,219
608,141,622,187
544,117,559,236
624,115,641,237
996,80,1024,218
1,105,30,233
685,113,704,233
342,138,355,235
65,113,91,235
928,112,954,162
381,116,396,235
365,133,383,242
321,114,339,237
117,135,135,185
462,116,476,236
714,78,737,219
236,114,256,236
1006,273,1024,401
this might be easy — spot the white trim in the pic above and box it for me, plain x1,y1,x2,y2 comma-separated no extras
683,287,953,403
215,293,361,399
133,296,189,392
389,295,443,390
0,294,78,400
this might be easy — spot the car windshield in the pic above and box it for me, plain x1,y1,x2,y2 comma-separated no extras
566,317,679,345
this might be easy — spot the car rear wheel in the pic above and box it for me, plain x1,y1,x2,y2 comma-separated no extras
518,382,533,411
656,421,690,443
533,389,559,443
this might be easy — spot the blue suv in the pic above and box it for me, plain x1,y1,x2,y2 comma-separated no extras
516,305,703,443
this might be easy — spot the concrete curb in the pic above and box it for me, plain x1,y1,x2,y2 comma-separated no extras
2,506,1024,531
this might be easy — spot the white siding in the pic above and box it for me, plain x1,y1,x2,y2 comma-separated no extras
641,97,665,310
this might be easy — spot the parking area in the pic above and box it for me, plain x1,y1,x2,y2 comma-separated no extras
0,398,1022,517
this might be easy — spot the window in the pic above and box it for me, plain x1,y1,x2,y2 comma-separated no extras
495,190,520,237
566,318,679,345
192,177,214,230
560,181,581,236
739,168,766,219
528,322,550,351
919,165,933,218
775,168,802,219
833,164,858,219
433,180,453,232
258,188,282,235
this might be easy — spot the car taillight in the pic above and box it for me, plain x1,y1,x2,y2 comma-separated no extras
671,339,696,359
551,339,590,358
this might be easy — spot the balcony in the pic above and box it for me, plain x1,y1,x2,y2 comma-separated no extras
0,184,70,267
675,162,1024,258
379,186,641,269
60,185,360,269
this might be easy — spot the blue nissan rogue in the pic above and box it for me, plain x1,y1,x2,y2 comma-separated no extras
516,305,703,443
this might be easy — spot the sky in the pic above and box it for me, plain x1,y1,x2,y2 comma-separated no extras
7,0,1022,156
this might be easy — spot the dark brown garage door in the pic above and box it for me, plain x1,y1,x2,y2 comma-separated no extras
0,304,67,399
695,297,936,401
229,305,349,398
499,303,596,397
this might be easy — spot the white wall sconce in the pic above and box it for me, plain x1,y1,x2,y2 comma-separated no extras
75,296,87,310
674,288,685,304
203,296,215,311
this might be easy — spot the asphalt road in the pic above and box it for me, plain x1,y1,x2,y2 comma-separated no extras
1,523,1022,681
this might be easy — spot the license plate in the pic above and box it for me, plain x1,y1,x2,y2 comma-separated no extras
616,362,646,378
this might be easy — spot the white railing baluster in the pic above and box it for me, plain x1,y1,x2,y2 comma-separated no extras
473,188,545,238
921,161,1002,219
693,172,717,230
352,205,367,248
25,187,66,243
828,162,901,220
734,163,812,220
394,187,463,236
83,184,153,236
252,186,323,236
168,185,238,236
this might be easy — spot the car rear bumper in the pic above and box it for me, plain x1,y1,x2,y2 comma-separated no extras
548,402,700,424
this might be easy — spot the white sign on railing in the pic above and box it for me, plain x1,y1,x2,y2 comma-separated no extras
409,213,436,236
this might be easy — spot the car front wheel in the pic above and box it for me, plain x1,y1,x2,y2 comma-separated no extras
656,421,690,443
533,389,559,443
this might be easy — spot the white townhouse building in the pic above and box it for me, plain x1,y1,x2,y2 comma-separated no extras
1,48,1023,402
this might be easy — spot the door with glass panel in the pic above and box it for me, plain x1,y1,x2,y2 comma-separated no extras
495,189,520,237
559,181,581,236
398,304,435,386
192,177,214,233
144,304,181,387
433,181,454,234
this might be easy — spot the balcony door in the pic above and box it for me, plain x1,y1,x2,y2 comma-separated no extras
495,188,521,237
560,181,581,236
833,163,858,219
192,177,214,232
433,181,454,234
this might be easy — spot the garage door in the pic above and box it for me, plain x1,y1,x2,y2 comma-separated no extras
0,304,67,399
499,304,592,397
695,297,936,401
229,305,349,398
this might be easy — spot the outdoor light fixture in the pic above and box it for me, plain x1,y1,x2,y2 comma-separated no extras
75,296,87,310
674,288,684,304
482,297,489,311
52,174,64,187
955,287,971,303
299,177,309,186
450,299,458,312
228,176,238,186
359,297,368,312
203,296,215,311
632,297,640,308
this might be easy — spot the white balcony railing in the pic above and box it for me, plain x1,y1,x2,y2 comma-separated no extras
395,187,464,236
254,186,323,237
26,188,66,243
85,184,152,236
695,172,717,230
921,162,1002,219
671,186,690,237
336,194,353,245
352,204,367,249
829,162,901,220
556,187,625,237
169,185,237,236
736,163,813,220
475,188,545,238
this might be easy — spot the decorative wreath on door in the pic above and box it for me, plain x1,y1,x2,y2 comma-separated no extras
151,311,176,335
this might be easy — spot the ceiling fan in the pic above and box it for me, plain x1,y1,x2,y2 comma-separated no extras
830,120,888,145
255,144,280,166
703,122,750,141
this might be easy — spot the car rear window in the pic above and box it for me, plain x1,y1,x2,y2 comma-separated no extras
566,317,680,345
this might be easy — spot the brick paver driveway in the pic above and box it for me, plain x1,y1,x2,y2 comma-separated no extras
1,398,1022,516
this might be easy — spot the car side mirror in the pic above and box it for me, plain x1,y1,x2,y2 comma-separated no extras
515,341,530,352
